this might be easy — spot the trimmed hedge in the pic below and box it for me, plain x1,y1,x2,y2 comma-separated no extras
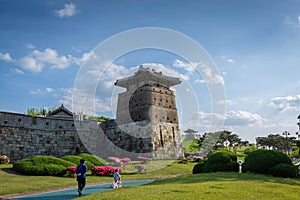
78,153,108,166
203,150,238,173
268,163,298,178
61,154,107,169
13,156,75,176
242,149,294,177
193,150,238,174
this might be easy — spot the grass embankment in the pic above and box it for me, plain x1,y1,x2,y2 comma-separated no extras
0,161,194,196
78,172,300,200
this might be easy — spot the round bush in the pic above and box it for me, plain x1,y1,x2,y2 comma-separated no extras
202,150,238,173
242,149,293,175
13,156,75,176
61,155,94,169
78,153,108,166
268,163,297,178
192,158,207,174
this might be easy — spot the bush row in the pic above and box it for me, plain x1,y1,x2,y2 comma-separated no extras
13,154,107,176
193,149,298,178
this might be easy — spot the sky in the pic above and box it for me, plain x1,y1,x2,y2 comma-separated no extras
0,0,300,142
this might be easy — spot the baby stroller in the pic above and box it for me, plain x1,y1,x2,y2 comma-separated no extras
111,179,122,188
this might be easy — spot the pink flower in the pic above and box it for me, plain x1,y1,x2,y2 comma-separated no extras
138,157,151,163
120,158,131,163
91,166,123,176
66,166,76,173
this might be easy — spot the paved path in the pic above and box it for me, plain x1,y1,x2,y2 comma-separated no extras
8,180,153,200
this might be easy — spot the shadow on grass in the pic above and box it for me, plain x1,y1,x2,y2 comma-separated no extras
1,167,24,176
148,172,300,187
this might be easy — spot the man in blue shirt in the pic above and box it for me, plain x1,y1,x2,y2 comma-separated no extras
76,158,88,196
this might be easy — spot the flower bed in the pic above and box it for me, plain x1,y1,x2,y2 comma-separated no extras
91,166,122,176
66,166,76,177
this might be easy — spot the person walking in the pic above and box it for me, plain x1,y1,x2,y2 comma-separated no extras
76,158,88,196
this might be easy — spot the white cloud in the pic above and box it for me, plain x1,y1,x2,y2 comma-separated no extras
217,99,237,106
268,94,300,112
46,88,54,92
189,110,264,131
55,3,78,18
142,63,189,81
173,59,195,73
195,79,206,84
26,43,36,49
283,16,300,28
30,87,55,95
19,56,43,72
0,52,14,62
174,60,224,84
227,58,235,63
18,48,74,72
200,64,224,84
225,111,265,126
12,68,24,75
60,87,112,116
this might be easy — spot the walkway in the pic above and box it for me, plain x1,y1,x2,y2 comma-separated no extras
7,180,153,200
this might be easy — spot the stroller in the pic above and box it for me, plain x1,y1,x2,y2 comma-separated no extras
111,179,122,188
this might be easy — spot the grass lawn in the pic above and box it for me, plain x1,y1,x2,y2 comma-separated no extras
1,160,300,200
0,161,194,196
78,172,300,200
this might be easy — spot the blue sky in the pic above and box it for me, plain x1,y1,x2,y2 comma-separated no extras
1,0,300,142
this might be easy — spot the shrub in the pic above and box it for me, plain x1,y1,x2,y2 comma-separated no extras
242,149,293,176
61,155,86,167
268,163,298,178
193,150,238,174
78,153,107,166
213,149,238,162
13,156,75,176
192,158,207,174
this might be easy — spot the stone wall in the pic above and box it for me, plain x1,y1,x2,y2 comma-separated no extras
0,110,184,162
0,111,88,162
100,120,184,159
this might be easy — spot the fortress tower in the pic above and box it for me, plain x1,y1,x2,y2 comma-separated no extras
109,65,184,159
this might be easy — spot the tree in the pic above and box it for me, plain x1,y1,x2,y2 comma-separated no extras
256,134,297,156
27,107,56,117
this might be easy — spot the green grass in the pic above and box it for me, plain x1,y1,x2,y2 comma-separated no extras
1,157,300,200
0,161,194,196
183,140,200,153
77,172,300,200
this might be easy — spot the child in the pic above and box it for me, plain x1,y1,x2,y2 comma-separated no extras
113,168,121,182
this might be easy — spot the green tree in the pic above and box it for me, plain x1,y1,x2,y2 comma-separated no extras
27,107,56,117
